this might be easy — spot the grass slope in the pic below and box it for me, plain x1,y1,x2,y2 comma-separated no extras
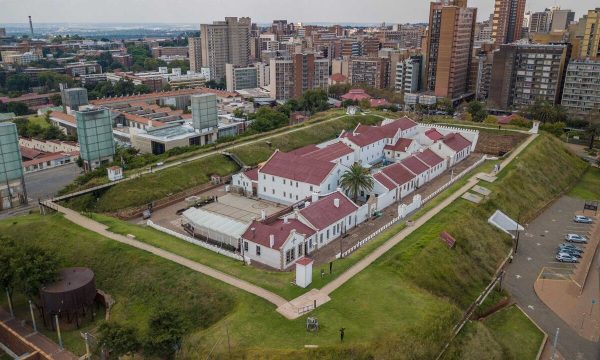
0,214,235,356
568,166,600,200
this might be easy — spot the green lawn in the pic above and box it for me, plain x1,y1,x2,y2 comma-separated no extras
28,115,52,129
484,305,545,360
568,166,600,200
0,214,236,356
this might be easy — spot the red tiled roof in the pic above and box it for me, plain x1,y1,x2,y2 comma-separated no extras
299,191,358,230
340,89,371,101
343,127,386,147
400,156,430,175
415,149,444,167
369,98,389,107
425,128,444,141
241,219,316,250
289,144,319,156
243,168,259,182
90,87,237,106
302,142,354,162
330,73,347,82
373,172,396,191
22,152,73,167
380,163,416,186
380,117,418,134
443,133,471,152
0,92,58,103
19,147,45,160
259,151,336,185
384,138,413,152
296,257,314,266
49,111,76,125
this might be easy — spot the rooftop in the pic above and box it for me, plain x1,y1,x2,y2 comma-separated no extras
302,142,354,162
241,218,316,250
415,149,444,167
299,191,358,230
259,151,336,185
443,133,471,152
380,163,416,186
400,156,430,175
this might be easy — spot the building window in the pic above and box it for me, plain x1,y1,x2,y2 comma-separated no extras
244,242,248,252
310,185,313,191
272,189,275,194
283,179,286,185
284,191,286,197
326,229,330,239
256,246,261,256
263,187,266,192
298,244,304,257
320,234,323,243
272,176,275,182
285,248,296,264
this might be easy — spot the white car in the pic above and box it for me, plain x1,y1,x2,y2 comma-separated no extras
556,253,579,263
574,215,593,224
565,234,588,243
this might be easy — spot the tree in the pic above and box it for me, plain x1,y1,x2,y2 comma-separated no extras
144,309,186,359
249,107,288,133
523,100,567,124
7,102,29,116
0,238,17,307
340,163,374,203
436,98,454,115
298,89,329,115
467,101,487,122
13,245,59,300
6,73,31,92
50,93,62,106
586,122,600,150
97,322,140,359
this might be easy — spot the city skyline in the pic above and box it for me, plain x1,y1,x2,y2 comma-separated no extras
0,0,597,24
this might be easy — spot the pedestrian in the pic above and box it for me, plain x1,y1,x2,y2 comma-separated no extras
320,269,324,278
509,255,514,263
339,327,345,342
329,261,333,274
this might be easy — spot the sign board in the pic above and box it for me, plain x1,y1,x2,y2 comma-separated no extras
440,231,456,248
584,201,598,212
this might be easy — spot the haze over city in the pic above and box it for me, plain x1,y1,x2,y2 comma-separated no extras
0,0,597,23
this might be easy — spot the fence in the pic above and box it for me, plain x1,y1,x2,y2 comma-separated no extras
146,220,244,261
337,156,489,258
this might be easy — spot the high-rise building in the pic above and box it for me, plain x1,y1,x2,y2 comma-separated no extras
191,94,218,134
395,56,422,93
188,37,202,73
75,108,115,171
491,0,526,45
269,53,329,100
0,122,27,210
561,60,600,119
551,9,575,32
200,17,251,81
488,43,570,110
425,0,477,100
225,63,259,92
349,57,390,89
528,10,552,33
0,28,7,37
577,8,600,60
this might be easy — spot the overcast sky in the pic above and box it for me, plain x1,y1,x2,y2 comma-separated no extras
0,0,596,24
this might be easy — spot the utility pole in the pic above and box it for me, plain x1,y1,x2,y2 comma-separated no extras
55,315,63,349
28,300,37,332
5,288,13,318
515,211,521,254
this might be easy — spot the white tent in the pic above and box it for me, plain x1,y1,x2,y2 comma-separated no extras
182,207,248,248
488,210,524,238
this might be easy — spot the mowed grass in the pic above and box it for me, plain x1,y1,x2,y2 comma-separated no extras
0,214,236,356
568,166,600,200
484,305,545,359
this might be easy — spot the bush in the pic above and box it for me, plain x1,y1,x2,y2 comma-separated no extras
483,115,497,124
540,122,565,137
508,116,530,128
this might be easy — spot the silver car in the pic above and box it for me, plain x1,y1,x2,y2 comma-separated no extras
565,234,588,243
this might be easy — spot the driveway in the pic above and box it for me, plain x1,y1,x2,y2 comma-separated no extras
504,196,600,360
25,163,81,201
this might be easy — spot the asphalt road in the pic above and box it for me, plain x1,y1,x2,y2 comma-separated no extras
24,163,82,201
504,196,600,360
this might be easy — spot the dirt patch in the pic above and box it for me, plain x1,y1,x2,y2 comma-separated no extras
476,131,529,155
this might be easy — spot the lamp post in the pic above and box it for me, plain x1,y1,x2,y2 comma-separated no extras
515,211,521,254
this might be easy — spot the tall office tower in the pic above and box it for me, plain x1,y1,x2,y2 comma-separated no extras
577,8,600,60
491,0,526,45
0,122,27,209
488,43,570,110
425,0,477,100
200,17,251,81
75,108,115,171
188,37,202,73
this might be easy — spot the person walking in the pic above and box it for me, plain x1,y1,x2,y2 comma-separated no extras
339,327,345,342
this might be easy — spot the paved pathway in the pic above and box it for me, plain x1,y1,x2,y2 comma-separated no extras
44,129,537,320
44,202,288,308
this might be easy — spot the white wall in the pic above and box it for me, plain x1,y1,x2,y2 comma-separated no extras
232,172,254,196
243,239,281,269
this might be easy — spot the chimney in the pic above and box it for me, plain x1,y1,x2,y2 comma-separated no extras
261,210,266,220
269,234,275,248
283,216,289,224
251,227,256,238
305,201,311,208
312,191,320,202
334,198,340,208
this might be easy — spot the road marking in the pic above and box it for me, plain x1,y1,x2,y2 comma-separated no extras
528,305,535,310
536,242,541,246
527,257,532,261
545,230,549,233
516,274,522,279
552,219,557,222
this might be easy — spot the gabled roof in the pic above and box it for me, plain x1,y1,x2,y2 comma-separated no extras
259,151,336,185
343,127,386,147
380,163,416,186
384,138,413,152
302,142,354,162
400,156,430,175
443,133,471,152
241,219,316,250
299,191,358,230
373,172,396,191
425,128,444,141
330,73,348,82
415,149,445,167
243,168,259,182
289,144,319,156
379,117,418,135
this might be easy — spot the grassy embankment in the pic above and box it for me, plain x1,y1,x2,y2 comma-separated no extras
1,134,586,358
63,114,384,212
568,166,600,200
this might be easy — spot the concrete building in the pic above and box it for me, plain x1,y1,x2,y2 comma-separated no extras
269,53,329,100
0,122,27,210
75,108,115,171
488,43,571,110
395,56,422,93
527,10,552,34
491,0,526,45
349,57,390,89
577,8,600,60
561,60,600,120
190,93,219,142
425,0,477,100
188,37,202,73
1,51,42,65
61,87,89,112
201,17,252,81
551,9,575,32
130,123,209,155
151,46,188,58
225,63,259,92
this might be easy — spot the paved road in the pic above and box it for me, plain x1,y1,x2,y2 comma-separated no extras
25,163,81,201
504,196,600,360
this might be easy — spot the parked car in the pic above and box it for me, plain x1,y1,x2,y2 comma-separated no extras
565,234,588,243
556,253,579,263
559,243,583,252
574,215,593,224
558,248,582,258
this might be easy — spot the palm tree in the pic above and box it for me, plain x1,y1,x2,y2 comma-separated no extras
340,164,374,203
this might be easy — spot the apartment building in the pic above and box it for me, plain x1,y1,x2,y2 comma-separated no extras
395,56,422,93
561,60,600,119
200,17,251,81
349,57,390,89
488,43,571,110
491,0,526,45
188,37,202,73
577,8,600,60
269,53,328,100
